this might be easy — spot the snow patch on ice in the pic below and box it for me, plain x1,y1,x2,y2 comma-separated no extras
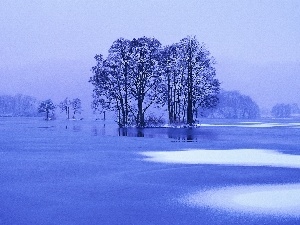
142,149,300,216
239,121,263,124
161,123,202,128
141,149,300,168
181,184,300,217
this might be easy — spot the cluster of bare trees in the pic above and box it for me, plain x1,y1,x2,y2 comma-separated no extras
58,98,82,120
38,98,82,120
90,36,220,127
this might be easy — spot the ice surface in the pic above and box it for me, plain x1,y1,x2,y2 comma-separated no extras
142,149,300,217
141,149,300,168
200,122,299,128
182,184,300,217
1,117,300,224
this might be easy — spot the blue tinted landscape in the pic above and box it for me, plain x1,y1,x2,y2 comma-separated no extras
1,1,300,224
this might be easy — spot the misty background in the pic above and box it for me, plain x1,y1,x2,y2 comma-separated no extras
1,0,299,116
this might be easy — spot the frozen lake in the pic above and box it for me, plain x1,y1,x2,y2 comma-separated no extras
1,117,300,224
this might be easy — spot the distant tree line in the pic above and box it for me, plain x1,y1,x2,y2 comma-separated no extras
0,94,40,117
271,103,300,118
89,36,220,127
202,90,260,119
0,94,83,120
196,91,300,120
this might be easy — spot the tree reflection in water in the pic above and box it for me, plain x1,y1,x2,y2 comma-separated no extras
118,127,198,142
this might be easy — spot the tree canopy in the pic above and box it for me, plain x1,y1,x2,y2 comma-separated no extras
90,36,220,127
38,99,56,120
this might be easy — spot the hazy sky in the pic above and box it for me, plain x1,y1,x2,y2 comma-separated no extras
0,0,299,110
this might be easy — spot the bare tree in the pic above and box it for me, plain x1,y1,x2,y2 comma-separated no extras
129,37,162,127
38,99,56,120
59,98,72,119
71,98,82,119
161,36,220,125
106,38,132,126
90,39,133,127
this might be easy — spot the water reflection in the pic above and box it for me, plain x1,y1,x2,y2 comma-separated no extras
65,125,82,132
61,121,216,142
137,129,145,137
117,127,203,142
119,128,152,138
91,125,106,136
168,128,197,142
118,128,147,137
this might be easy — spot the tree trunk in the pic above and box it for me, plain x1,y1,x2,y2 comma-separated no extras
186,42,194,126
137,97,144,127
124,64,129,126
167,73,172,124
120,98,126,127
187,95,193,125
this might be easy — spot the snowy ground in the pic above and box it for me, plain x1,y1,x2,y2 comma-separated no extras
1,117,300,224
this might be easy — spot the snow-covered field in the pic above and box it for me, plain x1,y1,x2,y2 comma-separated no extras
1,117,300,225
